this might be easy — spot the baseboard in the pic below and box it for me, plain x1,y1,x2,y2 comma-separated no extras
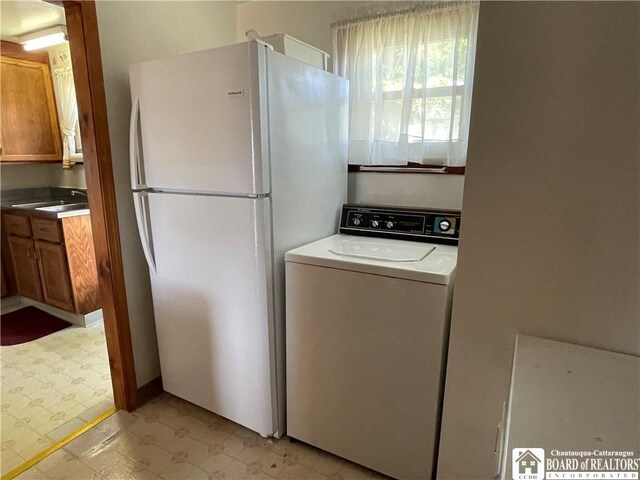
0,296,102,327
1,295,22,314
83,308,104,326
136,376,163,408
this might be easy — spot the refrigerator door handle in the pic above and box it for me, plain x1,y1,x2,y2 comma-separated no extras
129,96,145,189
133,192,157,275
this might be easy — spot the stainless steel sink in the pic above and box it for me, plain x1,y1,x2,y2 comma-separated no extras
35,203,89,213
11,200,66,208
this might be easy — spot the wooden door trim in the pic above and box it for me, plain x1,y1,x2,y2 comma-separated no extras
63,0,138,410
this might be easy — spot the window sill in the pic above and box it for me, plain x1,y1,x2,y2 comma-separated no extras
348,164,465,175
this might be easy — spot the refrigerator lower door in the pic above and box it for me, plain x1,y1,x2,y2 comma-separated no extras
145,192,277,436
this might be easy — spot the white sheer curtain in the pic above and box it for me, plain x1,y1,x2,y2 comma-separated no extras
50,46,79,168
333,2,479,166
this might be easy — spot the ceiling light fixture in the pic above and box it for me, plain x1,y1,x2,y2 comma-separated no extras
19,25,68,51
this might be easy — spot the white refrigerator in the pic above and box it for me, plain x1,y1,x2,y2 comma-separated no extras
129,40,348,437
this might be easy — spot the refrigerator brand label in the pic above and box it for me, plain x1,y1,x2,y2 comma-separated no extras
227,90,244,97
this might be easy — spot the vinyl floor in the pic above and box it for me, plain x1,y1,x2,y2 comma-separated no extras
1,321,114,476
15,393,388,480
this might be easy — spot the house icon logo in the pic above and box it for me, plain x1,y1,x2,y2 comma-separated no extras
512,448,545,480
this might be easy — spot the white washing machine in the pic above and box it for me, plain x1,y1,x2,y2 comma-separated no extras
285,205,459,480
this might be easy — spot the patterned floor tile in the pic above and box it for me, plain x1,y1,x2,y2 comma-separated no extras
0,321,114,475
16,392,387,480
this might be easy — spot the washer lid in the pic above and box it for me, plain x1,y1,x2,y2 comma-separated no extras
329,238,435,262
285,234,457,285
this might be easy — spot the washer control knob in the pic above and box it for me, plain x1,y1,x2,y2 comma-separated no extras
353,218,361,226
439,219,452,232
371,220,379,228
386,221,394,229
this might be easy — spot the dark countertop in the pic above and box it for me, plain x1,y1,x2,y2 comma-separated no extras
1,187,90,220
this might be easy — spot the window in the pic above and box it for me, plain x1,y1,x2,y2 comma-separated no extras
74,114,83,154
333,2,479,169
49,43,82,167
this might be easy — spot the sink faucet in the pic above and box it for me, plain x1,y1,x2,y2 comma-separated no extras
71,189,88,198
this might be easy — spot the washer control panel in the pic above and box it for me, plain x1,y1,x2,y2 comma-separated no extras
339,204,461,244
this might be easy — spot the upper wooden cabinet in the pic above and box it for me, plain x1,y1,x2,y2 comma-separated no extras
0,56,63,162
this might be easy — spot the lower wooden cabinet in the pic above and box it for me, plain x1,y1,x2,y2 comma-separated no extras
35,240,74,311
7,235,43,302
3,212,100,314
1,264,5,297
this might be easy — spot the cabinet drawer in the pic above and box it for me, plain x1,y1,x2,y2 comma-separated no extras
31,218,62,243
3,214,31,237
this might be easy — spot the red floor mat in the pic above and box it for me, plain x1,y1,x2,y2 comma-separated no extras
1,307,72,346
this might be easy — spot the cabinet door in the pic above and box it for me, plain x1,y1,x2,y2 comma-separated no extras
8,236,43,301
0,57,62,162
35,241,74,312
1,262,7,298
61,215,100,314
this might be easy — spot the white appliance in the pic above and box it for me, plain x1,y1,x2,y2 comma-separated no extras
261,34,329,71
497,336,640,480
285,205,460,479
128,40,348,437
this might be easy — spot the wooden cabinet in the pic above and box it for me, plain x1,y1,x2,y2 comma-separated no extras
1,263,6,298
31,217,62,243
0,56,62,162
4,213,32,237
35,240,74,311
7,235,43,301
2,212,100,314
1,217,17,298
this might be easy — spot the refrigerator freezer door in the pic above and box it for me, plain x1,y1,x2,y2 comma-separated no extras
145,192,276,436
129,41,270,195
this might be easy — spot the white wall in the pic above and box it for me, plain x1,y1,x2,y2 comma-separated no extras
438,3,640,478
236,1,359,62
237,1,465,210
95,0,237,387
348,172,464,210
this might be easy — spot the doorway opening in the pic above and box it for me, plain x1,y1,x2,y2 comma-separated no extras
1,1,138,477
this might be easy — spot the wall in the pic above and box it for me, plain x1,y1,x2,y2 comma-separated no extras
437,3,640,478
49,164,86,188
0,163,86,190
236,1,359,61
348,173,464,210
0,39,86,193
237,1,465,210
95,0,237,387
